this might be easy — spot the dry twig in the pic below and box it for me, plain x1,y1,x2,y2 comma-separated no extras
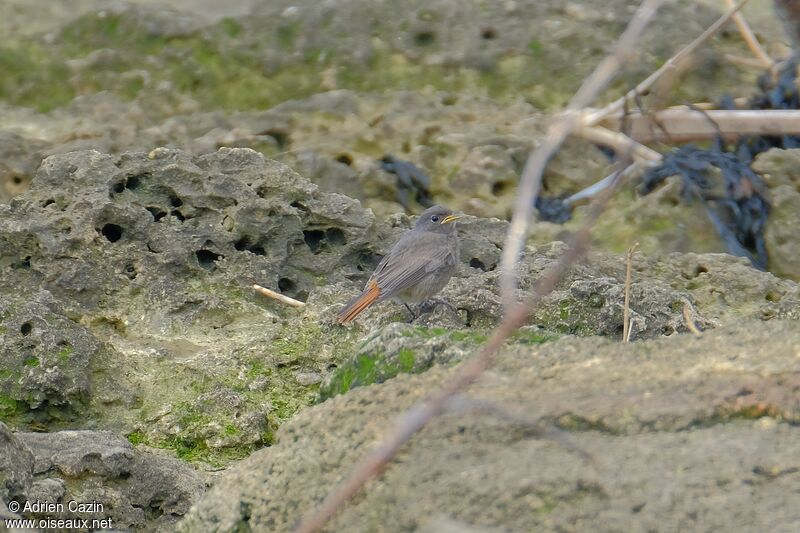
586,0,752,125
253,284,306,308
724,0,774,71
682,300,703,336
598,108,800,143
622,243,639,343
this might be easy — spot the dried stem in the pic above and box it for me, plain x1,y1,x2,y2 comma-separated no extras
622,243,639,343
253,284,305,308
574,124,662,162
586,0,752,125
724,0,774,71
682,300,703,336
499,0,664,311
598,108,800,143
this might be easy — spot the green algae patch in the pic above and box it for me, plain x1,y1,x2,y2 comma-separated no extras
319,348,418,401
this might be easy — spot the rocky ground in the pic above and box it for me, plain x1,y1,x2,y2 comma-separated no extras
1,1,799,532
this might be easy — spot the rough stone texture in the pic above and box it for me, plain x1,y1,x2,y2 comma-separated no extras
180,321,800,532
17,430,205,531
0,288,112,421
0,423,33,505
0,147,387,460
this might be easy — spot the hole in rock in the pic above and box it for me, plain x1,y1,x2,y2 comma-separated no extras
480,27,497,40
100,224,123,243
469,258,487,271
196,249,223,270
126,174,143,190
414,30,435,46
325,228,347,246
112,181,125,194
146,207,167,222
491,180,513,196
20,322,32,336
171,210,186,222
303,230,325,254
335,153,353,166
278,277,296,293
170,195,183,208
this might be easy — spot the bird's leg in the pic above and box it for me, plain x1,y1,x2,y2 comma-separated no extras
403,302,418,322
417,298,458,315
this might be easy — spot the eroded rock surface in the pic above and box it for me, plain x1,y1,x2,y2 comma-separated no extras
13,430,205,531
181,321,800,532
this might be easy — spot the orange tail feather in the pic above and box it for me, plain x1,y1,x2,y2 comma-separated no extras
337,281,381,324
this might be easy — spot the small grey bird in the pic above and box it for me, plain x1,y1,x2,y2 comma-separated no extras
337,205,461,324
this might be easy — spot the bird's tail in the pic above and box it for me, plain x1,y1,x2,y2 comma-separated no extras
337,281,381,324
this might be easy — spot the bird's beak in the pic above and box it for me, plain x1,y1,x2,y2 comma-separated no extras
441,214,463,224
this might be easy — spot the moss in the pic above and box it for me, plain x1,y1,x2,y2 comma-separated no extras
397,348,416,372
534,298,598,336
23,356,39,367
126,429,145,445
510,330,557,345
0,394,21,418
57,345,73,361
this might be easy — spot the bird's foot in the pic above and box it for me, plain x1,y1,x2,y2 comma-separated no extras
416,298,458,315
404,303,418,323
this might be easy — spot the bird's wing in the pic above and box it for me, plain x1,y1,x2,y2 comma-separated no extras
370,232,456,299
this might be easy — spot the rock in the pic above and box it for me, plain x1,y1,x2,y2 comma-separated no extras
0,288,110,422
0,423,33,505
179,320,800,532
0,146,386,461
17,430,205,532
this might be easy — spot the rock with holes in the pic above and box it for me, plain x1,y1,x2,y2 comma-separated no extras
0,287,123,421
0,146,392,461
16,430,205,532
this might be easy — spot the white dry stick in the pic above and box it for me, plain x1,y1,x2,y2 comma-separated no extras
598,108,800,143
499,0,664,311
253,284,305,308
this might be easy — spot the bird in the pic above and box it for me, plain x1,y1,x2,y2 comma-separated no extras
337,205,462,324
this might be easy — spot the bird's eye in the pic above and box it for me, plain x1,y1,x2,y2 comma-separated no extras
431,215,439,222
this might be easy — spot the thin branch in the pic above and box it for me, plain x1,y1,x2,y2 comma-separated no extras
294,164,629,533
253,284,305,308
574,124,662,162
499,0,664,311
586,0,752,125
724,0,774,70
598,108,800,143
622,243,639,343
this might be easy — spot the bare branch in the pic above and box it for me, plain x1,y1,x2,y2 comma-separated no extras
253,284,305,308
724,0,774,71
574,124,662,162
586,0,752,125
499,0,664,311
